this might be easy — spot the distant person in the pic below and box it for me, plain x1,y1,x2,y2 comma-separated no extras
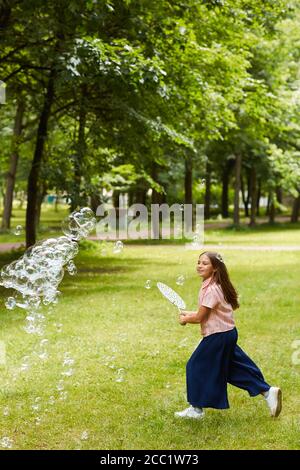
175,251,282,419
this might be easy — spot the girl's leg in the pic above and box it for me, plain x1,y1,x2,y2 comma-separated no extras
227,344,270,396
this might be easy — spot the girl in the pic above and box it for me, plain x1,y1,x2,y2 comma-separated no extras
175,251,282,420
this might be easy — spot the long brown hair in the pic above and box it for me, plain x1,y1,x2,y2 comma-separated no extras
199,251,240,310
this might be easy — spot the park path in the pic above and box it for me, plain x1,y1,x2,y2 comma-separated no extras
0,242,25,252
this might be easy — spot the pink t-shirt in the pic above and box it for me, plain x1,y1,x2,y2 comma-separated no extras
198,276,235,337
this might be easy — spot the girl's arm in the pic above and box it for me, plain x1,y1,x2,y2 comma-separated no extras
179,305,211,325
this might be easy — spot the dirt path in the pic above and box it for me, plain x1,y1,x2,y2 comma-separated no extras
0,242,25,252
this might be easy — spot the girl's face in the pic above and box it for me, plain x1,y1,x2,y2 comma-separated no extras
196,254,216,280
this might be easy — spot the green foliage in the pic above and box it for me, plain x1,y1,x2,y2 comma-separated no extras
1,0,300,228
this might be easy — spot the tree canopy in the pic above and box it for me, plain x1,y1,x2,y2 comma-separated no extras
1,0,300,245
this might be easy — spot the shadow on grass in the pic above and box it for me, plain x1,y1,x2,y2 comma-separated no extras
0,248,177,302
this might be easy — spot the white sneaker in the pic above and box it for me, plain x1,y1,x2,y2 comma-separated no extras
174,406,204,419
265,387,282,417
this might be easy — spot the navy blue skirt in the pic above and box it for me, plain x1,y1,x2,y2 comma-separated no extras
186,328,270,409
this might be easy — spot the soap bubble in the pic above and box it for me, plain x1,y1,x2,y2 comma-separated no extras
115,368,125,383
55,323,63,333
14,225,23,236
31,397,41,412
0,436,13,449
5,297,16,310
66,261,77,276
20,356,30,372
81,430,89,441
178,337,188,348
56,380,65,391
61,369,74,377
176,275,185,286
37,352,48,361
63,355,75,367
144,280,151,289
113,240,124,254
48,396,55,405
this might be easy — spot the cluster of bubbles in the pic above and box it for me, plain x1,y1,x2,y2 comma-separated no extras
98,240,124,257
0,208,99,447
0,207,96,335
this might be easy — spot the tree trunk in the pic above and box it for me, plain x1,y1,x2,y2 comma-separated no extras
71,85,87,212
135,188,147,205
91,193,102,214
291,195,300,223
241,173,249,218
26,70,55,248
36,184,47,229
151,162,161,205
55,191,59,212
221,163,229,218
112,190,120,209
276,186,283,204
1,98,25,229
256,178,261,216
151,162,161,238
249,166,257,226
269,192,275,224
233,154,242,226
265,191,270,216
204,160,211,219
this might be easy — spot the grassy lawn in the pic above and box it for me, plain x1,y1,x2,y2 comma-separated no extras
205,223,300,246
1,204,300,247
0,204,69,243
0,241,299,450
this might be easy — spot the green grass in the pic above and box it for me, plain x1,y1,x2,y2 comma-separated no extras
0,242,299,450
0,204,69,243
205,222,300,246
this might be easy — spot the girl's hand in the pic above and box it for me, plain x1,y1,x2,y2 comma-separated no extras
179,312,187,325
